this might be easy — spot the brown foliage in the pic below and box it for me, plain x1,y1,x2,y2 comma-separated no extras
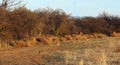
0,7,120,47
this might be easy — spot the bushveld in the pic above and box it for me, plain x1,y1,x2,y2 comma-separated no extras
0,5,120,65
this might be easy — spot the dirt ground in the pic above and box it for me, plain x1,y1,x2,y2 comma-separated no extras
0,37,120,65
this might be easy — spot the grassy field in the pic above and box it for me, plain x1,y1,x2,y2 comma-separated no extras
0,37,120,65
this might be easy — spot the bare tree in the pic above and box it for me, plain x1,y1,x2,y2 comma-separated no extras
0,0,22,9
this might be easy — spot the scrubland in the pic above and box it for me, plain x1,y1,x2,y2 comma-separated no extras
0,36,120,65
0,5,120,65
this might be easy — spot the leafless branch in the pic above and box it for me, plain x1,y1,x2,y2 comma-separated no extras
0,0,22,9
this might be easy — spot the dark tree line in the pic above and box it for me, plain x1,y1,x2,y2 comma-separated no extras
0,6,120,40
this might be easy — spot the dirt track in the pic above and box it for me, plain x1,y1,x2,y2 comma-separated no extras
0,45,61,65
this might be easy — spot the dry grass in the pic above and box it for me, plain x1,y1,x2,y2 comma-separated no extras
114,47,120,52
37,37,120,65
66,35,74,40
0,33,119,49
111,32,120,37
0,37,120,65
0,40,12,49
59,37,67,42
63,50,107,65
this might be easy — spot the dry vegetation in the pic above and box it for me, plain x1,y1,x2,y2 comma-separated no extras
0,6,120,48
0,37,120,65
0,0,120,65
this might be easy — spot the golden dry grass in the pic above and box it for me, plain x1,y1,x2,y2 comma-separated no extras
0,33,120,48
0,37,120,65
112,32,120,37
